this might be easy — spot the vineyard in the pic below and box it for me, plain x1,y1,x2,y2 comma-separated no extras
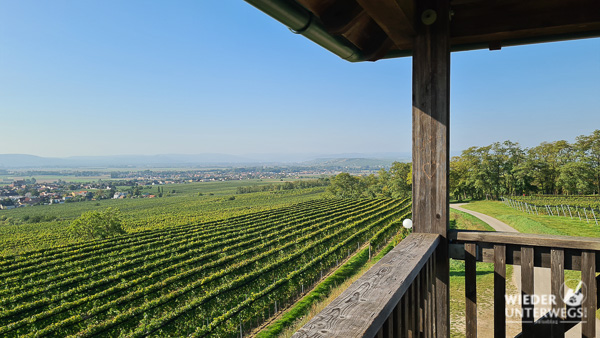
0,185,326,255
0,198,411,337
502,195,600,225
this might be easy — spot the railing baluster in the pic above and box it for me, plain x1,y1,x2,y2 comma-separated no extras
425,258,432,338
521,246,535,335
415,266,424,337
432,250,437,337
550,249,565,338
582,251,596,338
383,315,393,338
377,326,384,338
409,283,415,338
494,244,506,338
404,283,410,338
465,243,477,338
393,299,402,337
411,281,417,337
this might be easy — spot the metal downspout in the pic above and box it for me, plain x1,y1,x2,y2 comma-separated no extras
244,0,364,62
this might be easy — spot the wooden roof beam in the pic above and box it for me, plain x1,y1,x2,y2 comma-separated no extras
355,0,416,46
450,0,600,45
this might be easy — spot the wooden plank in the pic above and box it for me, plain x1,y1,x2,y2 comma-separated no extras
450,0,600,40
551,249,565,338
411,280,417,337
465,243,477,338
403,286,410,338
494,244,506,338
432,252,437,337
412,0,450,335
521,246,535,335
296,0,363,35
355,0,415,45
393,301,401,337
293,233,439,337
582,251,596,338
424,259,433,338
449,230,600,251
417,268,423,335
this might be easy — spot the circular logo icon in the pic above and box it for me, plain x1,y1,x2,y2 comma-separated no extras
561,280,587,307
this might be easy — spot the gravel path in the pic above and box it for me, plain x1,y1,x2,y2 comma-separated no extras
450,203,599,337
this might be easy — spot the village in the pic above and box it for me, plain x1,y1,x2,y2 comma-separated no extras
0,166,339,210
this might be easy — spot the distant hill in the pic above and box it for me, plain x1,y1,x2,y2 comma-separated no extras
0,153,410,169
0,153,252,168
303,157,400,169
0,154,68,168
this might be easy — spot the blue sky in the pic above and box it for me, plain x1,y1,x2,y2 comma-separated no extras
1,1,599,158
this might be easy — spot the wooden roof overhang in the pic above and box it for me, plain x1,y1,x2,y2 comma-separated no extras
246,0,600,62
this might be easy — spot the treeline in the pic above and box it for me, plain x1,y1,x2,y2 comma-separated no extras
236,178,330,194
326,162,412,199
451,130,600,200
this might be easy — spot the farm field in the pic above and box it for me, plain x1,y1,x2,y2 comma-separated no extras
0,197,411,337
0,181,325,255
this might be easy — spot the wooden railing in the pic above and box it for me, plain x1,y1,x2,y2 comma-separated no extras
449,230,600,338
293,233,440,337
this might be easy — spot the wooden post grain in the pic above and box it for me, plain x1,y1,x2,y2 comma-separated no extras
582,251,596,338
494,244,506,338
412,0,450,336
521,246,535,335
465,243,477,338
550,249,565,338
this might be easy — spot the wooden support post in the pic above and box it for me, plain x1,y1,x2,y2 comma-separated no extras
412,0,450,336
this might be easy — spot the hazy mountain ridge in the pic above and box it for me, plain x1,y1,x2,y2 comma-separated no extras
0,153,410,169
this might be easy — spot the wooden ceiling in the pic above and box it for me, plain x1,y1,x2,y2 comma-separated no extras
295,0,600,61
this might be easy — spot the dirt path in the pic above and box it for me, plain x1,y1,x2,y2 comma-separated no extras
450,203,600,337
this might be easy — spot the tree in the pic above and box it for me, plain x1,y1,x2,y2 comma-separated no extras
575,129,600,194
327,173,362,198
70,208,126,240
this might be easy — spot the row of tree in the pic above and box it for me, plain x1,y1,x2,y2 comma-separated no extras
236,178,330,194
450,130,600,200
326,162,412,199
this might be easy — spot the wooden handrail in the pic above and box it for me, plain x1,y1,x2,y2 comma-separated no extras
449,229,600,251
293,232,440,337
449,230,600,272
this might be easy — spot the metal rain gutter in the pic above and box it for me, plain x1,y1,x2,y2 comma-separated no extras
244,0,365,62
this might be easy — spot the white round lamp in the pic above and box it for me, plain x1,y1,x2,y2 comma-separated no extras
402,219,413,229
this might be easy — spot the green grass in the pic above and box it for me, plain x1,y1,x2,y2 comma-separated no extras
460,201,600,238
450,208,495,232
